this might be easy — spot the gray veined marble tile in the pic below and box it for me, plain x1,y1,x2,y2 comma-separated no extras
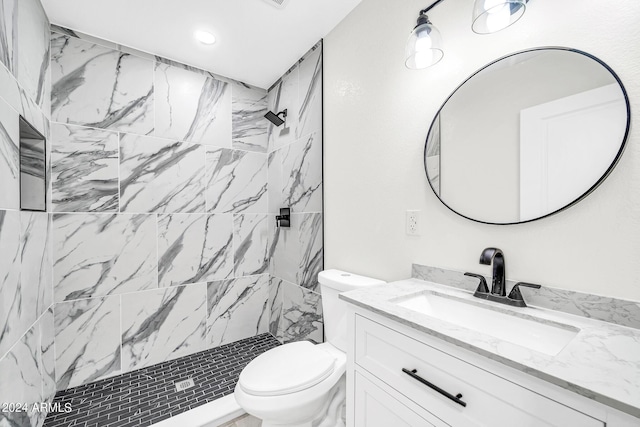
121,284,206,371
281,132,323,213
269,276,283,337
233,214,271,277
158,213,233,287
51,123,119,212
119,133,206,213
53,213,157,301
0,324,44,427
0,0,17,75
297,45,322,139
0,210,22,359
51,25,114,49
278,280,323,344
51,34,154,134
54,296,121,389
297,213,323,291
51,24,156,63
206,148,268,214
267,65,298,151
39,308,56,410
154,62,231,146
21,211,52,320
271,213,323,291
232,83,268,153
16,0,50,112
267,149,282,215
0,95,19,210
270,215,298,285
0,60,20,110
154,56,227,82
207,275,270,347
0,211,52,362
0,60,47,136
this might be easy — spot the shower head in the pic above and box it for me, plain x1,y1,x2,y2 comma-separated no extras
264,109,287,127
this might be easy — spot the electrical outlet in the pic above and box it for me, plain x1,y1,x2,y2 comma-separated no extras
406,210,420,236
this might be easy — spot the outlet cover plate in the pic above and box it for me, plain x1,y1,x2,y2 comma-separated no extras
406,210,420,236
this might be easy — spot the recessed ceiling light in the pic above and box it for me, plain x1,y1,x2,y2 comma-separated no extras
195,30,216,45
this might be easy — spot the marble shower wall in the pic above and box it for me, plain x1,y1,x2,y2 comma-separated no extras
48,27,278,390
268,42,325,343
0,0,56,426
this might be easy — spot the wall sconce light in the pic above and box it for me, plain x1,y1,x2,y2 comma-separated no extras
405,9,444,69
472,0,528,34
405,0,532,69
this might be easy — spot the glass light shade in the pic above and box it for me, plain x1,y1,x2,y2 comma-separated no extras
405,22,444,69
472,0,527,34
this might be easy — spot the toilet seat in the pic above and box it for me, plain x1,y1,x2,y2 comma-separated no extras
238,341,336,397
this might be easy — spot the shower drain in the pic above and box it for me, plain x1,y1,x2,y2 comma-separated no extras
175,378,195,392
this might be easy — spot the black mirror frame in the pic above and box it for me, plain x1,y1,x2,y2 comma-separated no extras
423,46,631,225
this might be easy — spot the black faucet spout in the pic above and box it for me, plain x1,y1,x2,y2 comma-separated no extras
479,247,505,296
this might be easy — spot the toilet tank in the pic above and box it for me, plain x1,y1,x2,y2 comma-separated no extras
318,270,385,352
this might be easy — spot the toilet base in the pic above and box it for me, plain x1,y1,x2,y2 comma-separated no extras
255,376,346,427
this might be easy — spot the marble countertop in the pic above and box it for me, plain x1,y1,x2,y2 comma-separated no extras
340,278,640,419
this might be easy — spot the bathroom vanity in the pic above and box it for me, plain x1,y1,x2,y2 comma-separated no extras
342,276,640,427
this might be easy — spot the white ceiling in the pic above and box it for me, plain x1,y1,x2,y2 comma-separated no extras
41,0,362,89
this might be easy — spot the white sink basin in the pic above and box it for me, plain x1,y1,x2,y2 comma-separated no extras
393,292,579,356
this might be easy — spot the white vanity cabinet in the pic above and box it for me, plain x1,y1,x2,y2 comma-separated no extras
346,307,639,427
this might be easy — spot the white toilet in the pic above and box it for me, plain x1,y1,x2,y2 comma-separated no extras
234,269,385,427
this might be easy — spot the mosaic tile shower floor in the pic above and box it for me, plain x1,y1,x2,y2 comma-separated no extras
43,334,280,427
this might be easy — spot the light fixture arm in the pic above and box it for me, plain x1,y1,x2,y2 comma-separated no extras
419,0,446,15
419,0,529,15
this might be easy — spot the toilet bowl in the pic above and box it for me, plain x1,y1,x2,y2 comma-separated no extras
234,341,346,426
234,270,385,427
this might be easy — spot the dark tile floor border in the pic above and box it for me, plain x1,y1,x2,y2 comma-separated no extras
44,333,281,427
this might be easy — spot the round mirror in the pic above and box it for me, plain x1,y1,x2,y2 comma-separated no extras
424,47,630,224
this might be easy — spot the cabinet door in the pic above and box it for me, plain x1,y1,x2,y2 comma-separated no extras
355,315,605,427
354,372,438,427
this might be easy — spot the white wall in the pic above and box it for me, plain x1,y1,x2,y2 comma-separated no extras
323,0,640,301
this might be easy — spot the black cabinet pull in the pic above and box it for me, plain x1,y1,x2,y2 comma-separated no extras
402,368,467,408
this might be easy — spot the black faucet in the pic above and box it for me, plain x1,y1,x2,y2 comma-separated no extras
479,247,505,296
465,247,542,307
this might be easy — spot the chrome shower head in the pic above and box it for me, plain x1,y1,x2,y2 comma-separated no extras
264,109,287,127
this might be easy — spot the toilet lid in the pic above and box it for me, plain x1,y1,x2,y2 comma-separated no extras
238,341,336,396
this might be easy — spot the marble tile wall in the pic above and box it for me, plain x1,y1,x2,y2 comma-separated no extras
2,10,323,409
0,0,55,425
46,29,323,392
268,42,325,343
